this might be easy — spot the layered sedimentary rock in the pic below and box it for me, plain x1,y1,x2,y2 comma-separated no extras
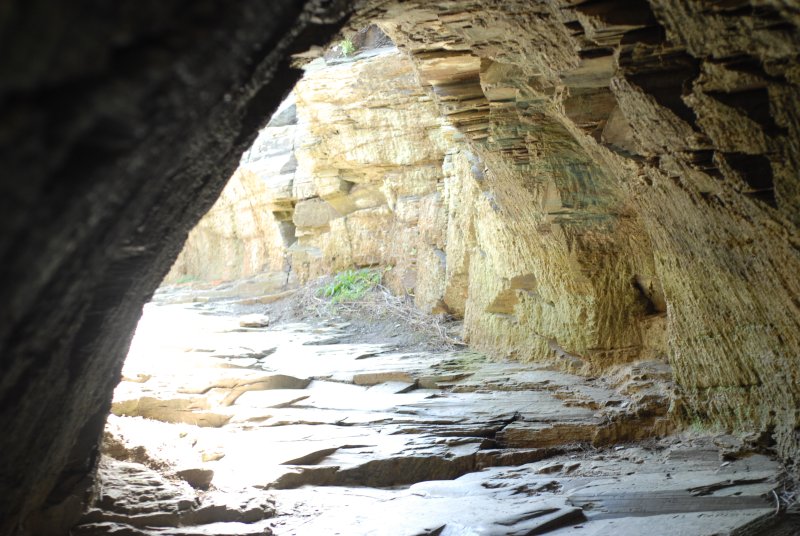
164,170,291,284
180,43,662,373
174,44,456,305
176,1,800,466
290,47,452,295
371,0,800,464
165,96,301,285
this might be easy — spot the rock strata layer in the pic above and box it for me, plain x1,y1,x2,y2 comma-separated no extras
172,1,800,465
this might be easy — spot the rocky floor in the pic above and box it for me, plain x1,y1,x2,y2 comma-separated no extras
71,295,799,535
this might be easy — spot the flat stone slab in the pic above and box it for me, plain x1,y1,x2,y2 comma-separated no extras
270,449,782,535
83,302,789,536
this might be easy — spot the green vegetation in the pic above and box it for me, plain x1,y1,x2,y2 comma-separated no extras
687,414,726,435
318,268,381,303
689,417,708,434
340,37,356,57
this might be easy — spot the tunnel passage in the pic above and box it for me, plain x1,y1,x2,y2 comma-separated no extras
2,1,800,535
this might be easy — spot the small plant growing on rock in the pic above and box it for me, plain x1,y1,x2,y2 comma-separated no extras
318,268,381,303
173,274,197,285
296,267,463,348
340,37,356,57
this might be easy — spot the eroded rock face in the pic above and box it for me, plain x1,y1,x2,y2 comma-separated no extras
172,1,800,467
174,44,455,305
366,0,800,462
164,170,292,285
178,41,661,370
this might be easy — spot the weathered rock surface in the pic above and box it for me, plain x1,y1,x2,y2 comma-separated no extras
164,169,292,285
75,457,274,535
364,0,800,468
174,36,664,377
170,0,800,467
73,298,797,535
272,450,784,536
172,42,454,307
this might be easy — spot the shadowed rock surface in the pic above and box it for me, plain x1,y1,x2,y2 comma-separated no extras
0,1,352,533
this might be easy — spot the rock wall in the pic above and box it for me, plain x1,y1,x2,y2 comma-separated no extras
174,46,458,306
177,0,800,465
164,169,291,284
291,47,454,297
369,0,800,462
179,35,664,372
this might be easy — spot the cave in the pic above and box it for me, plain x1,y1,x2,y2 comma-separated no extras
2,1,800,535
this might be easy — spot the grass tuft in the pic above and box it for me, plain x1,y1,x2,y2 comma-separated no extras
317,268,381,304
340,37,356,57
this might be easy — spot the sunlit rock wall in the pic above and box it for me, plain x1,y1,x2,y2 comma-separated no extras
174,46,458,306
179,30,663,373
172,0,800,464
164,169,291,284
366,0,800,460
164,97,300,285
289,48,454,301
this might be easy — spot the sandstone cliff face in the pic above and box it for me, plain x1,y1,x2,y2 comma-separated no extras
368,0,800,462
179,37,663,372
176,0,800,464
290,47,452,298
165,169,291,284
174,46,458,307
